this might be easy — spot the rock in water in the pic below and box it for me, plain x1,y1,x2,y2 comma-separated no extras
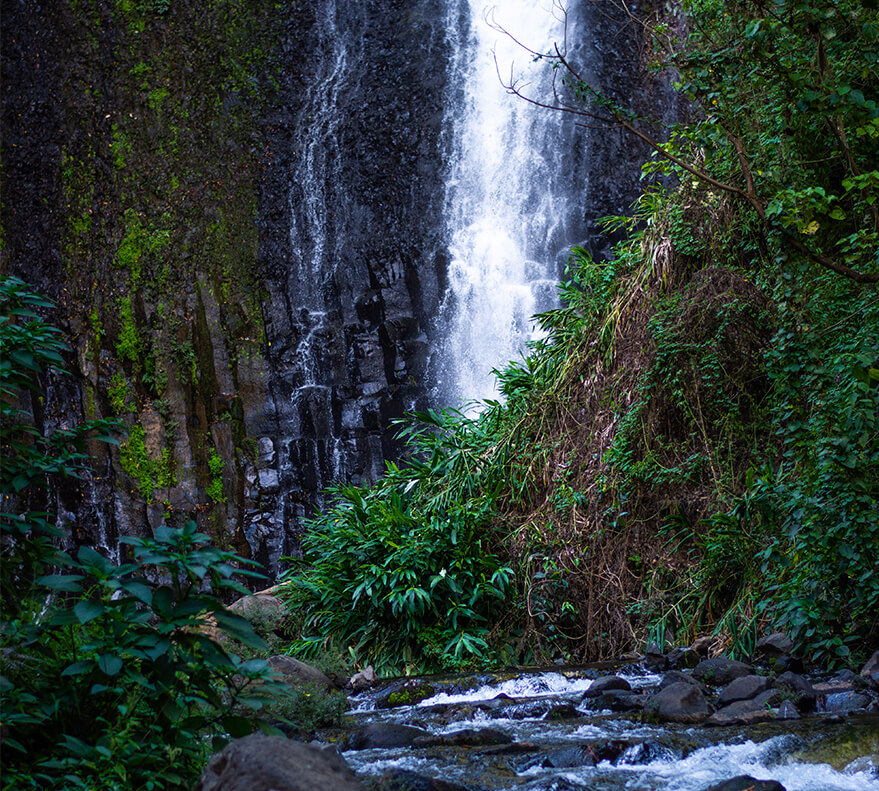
644,682,710,723
705,777,786,791
195,734,364,791
693,657,754,686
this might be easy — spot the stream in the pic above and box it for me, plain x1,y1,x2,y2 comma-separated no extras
338,665,879,790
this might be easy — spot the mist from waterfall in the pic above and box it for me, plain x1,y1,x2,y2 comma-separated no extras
436,0,584,408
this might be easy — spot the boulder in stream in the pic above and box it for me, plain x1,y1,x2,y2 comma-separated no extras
644,681,711,723
195,733,364,791
693,657,754,686
412,727,512,748
581,675,631,697
717,674,772,705
367,769,475,791
704,777,786,791
346,723,431,750
774,671,817,712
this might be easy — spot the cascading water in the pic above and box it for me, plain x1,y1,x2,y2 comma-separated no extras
436,0,586,407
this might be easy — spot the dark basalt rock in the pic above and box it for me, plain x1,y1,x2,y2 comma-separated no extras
660,670,710,694
704,777,786,791
644,681,711,723
195,734,364,791
412,728,512,748
367,769,476,791
375,681,436,709
693,657,754,686
581,675,632,697
668,646,701,669
774,671,817,712
717,674,772,705
821,691,871,713
755,633,794,659
346,724,432,751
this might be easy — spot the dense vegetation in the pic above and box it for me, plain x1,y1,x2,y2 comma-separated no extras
283,0,879,674
0,278,286,788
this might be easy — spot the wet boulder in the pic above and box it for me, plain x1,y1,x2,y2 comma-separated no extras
368,769,474,791
643,681,711,723
693,657,754,686
195,734,364,791
615,740,678,764
668,646,701,669
717,674,772,705
412,728,512,748
346,723,431,750
659,670,709,694
267,655,333,689
707,693,779,726
581,675,631,697
774,671,817,712
861,650,879,689
375,680,436,709
590,689,646,712
755,632,793,659
821,691,871,713
704,777,785,791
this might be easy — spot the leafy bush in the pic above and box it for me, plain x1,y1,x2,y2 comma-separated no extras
1,277,281,790
281,409,513,675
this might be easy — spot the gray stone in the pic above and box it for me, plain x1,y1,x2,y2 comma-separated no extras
370,769,472,791
704,777,785,791
668,646,700,669
258,468,280,493
775,671,817,712
346,723,431,751
644,682,710,723
349,665,376,692
755,632,793,658
718,674,772,705
267,655,332,689
861,650,879,688
691,635,714,656
195,733,364,791
581,675,631,697
413,728,512,748
775,700,800,720
660,670,708,694
693,657,754,686
708,698,777,726
823,691,871,713
257,436,276,465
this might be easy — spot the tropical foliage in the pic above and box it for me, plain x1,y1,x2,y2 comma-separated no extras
1,277,281,790
282,0,878,670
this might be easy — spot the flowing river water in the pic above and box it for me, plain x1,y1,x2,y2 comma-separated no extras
337,666,879,790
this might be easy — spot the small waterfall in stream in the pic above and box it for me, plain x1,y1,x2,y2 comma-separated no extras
435,0,586,407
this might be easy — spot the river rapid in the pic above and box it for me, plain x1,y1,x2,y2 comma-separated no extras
338,664,879,790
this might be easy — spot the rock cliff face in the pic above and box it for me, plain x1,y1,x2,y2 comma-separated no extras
0,0,675,577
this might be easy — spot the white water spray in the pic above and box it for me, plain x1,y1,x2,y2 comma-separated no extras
438,0,581,406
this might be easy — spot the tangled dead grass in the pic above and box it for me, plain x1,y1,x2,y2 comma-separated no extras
497,218,775,662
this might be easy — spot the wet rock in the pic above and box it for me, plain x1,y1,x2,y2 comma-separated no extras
367,769,473,791
644,681,711,723
519,742,624,771
691,635,714,656
693,657,754,686
844,755,879,778
349,666,376,692
861,650,879,689
267,656,332,689
755,632,793,659
704,777,785,791
668,646,700,669
707,690,778,725
229,592,284,634
644,642,670,671
581,675,631,697
660,670,709,694
774,671,817,712
775,699,800,720
822,691,871,713
717,674,772,705
346,723,432,750
591,690,646,712
413,728,512,748
616,740,678,764
195,733,364,791
376,681,436,709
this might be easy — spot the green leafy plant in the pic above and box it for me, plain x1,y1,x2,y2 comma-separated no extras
1,277,280,790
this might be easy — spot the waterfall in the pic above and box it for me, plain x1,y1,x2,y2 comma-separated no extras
436,0,585,407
